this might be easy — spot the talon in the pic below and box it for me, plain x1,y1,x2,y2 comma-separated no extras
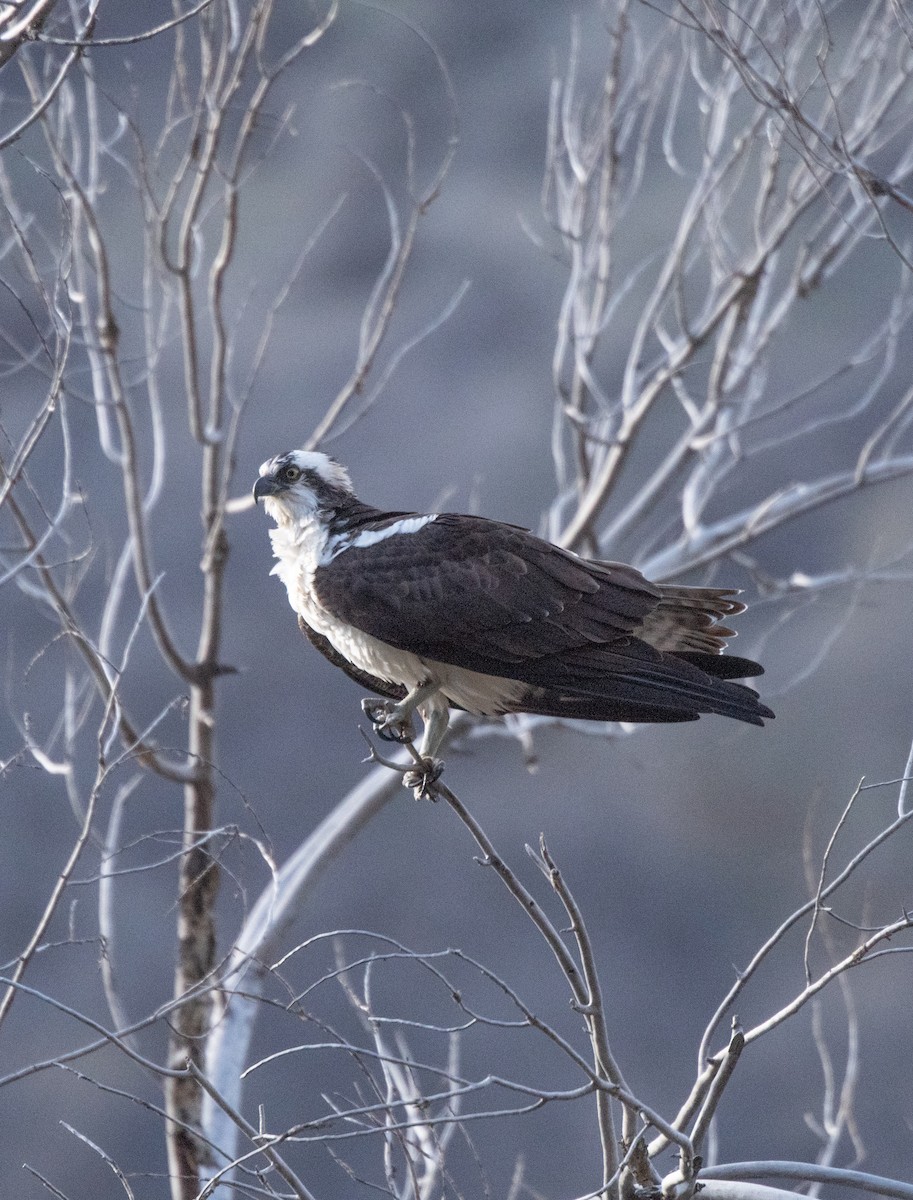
361,697,414,743
378,719,414,744
403,757,443,800
361,697,391,724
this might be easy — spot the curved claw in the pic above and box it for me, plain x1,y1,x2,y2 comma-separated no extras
361,697,392,724
377,719,414,744
361,697,414,743
403,757,444,800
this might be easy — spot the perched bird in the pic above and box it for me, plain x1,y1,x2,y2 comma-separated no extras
254,450,773,795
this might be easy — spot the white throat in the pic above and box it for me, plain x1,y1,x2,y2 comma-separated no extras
262,489,320,528
267,511,330,613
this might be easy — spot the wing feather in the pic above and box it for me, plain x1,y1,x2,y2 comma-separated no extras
313,512,773,725
314,514,660,672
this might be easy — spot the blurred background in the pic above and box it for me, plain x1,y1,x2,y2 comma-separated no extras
2,1,913,1195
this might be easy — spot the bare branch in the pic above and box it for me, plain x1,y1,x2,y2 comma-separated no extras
698,1160,913,1200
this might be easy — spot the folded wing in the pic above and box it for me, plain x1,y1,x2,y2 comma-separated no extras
313,514,773,725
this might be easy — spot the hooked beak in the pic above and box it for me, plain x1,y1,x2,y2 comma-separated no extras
253,474,285,504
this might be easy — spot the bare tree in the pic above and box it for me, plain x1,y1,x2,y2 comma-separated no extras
2,2,913,1198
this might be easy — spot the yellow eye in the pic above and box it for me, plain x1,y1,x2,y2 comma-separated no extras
282,465,301,483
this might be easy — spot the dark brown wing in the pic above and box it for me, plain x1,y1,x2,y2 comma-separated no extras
313,513,772,725
314,514,663,674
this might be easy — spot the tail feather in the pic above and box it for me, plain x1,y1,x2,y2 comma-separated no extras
639,585,748,655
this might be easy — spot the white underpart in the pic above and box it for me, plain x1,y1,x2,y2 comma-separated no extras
265,504,528,724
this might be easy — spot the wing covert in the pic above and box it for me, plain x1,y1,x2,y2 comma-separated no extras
313,514,662,676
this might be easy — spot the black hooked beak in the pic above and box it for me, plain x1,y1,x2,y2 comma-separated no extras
253,474,285,503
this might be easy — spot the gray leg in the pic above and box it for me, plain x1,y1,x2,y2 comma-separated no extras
364,687,450,799
402,697,449,799
418,703,450,759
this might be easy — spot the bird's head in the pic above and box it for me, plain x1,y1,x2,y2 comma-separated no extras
253,449,354,525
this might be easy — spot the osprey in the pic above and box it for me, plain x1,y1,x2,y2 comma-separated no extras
254,450,773,795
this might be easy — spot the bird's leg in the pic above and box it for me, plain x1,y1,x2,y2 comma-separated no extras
361,681,440,744
418,704,449,759
363,687,449,799
402,700,449,800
